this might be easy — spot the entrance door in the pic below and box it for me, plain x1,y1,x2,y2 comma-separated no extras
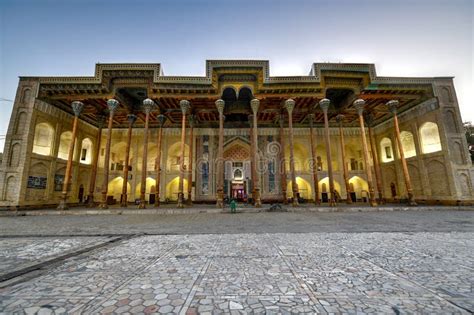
78,185,84,203
149,193,156,205
350,192,357,202
231,183,245,201
321,192,328,203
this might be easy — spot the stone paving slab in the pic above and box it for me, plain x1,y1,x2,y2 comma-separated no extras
0,232,472,314
0,236,112,281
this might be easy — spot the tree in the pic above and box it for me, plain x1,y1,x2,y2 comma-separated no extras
463,121,474,162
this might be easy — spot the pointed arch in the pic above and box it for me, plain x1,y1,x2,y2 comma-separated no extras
165,176,188,201
400,131,416,158
58,131,73,160
420,122,442,154
33,122,54,156
348,176,369,200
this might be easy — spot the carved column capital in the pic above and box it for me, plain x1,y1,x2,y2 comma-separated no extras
386,100,399,115
179,100,191,115
142,98,155,114
157,114,167,127
319,98,330,113
335,114,345,124
215,99,225,115
250,98,260,114
285,99,295,114
127,114,137,125
364,112,375,127
71,101,84,117
353,99,366,116
106,99,120,114
96,114,106,128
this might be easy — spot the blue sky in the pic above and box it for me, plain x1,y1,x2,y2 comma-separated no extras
0,0,472,152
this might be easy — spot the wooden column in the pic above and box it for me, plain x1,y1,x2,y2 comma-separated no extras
278,114,288,204
177,100,190,208
187,115,195,205
336,114,352,204
365,113,385,204
248,114,255,201
120,114,137,207
353,99,377,207
251,99,262,207
87,114,105,207
155,114,166,207
308,114,320,205
57,101,84,210
99,99,119,209
319,98,336,206
285,99,299,206
387,100,417,206
139,99,155,209
215,99,225,208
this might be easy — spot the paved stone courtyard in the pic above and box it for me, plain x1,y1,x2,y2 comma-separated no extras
0,210,473,314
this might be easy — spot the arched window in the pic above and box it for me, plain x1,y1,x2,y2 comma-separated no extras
58,131,73,160
32,123,54,156
400,131,416,158
420,122,442,154
80,138,93,164
380,137,394,163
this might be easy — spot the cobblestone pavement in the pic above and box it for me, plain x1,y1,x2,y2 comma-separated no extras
0,231,473,314
0,209,473,235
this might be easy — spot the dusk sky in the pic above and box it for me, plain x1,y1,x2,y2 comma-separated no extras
0,0,472,152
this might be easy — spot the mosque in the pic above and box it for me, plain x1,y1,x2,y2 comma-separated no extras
0,60,472,209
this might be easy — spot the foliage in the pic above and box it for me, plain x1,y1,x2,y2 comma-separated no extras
464,121,474,162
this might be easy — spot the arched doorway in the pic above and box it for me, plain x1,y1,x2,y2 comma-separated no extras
223,139,251,202
78,184,84,203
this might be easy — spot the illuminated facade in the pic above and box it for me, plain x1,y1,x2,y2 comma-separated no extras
0,60,472,209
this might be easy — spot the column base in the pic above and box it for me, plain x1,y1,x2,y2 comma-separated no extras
86,195,95,208
377,193,385,205
57,199,69,210
216,190,224,208
98,203,108,209
329,198,337,207
369,189,378,207
155,198,160,208
121,194,128,208
346,192,353,204
254,189,262,208
282,192,288,204
292,191,299,207
407,193,417,206
177,193,185,208
186,193,192,205
98,193,109,209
